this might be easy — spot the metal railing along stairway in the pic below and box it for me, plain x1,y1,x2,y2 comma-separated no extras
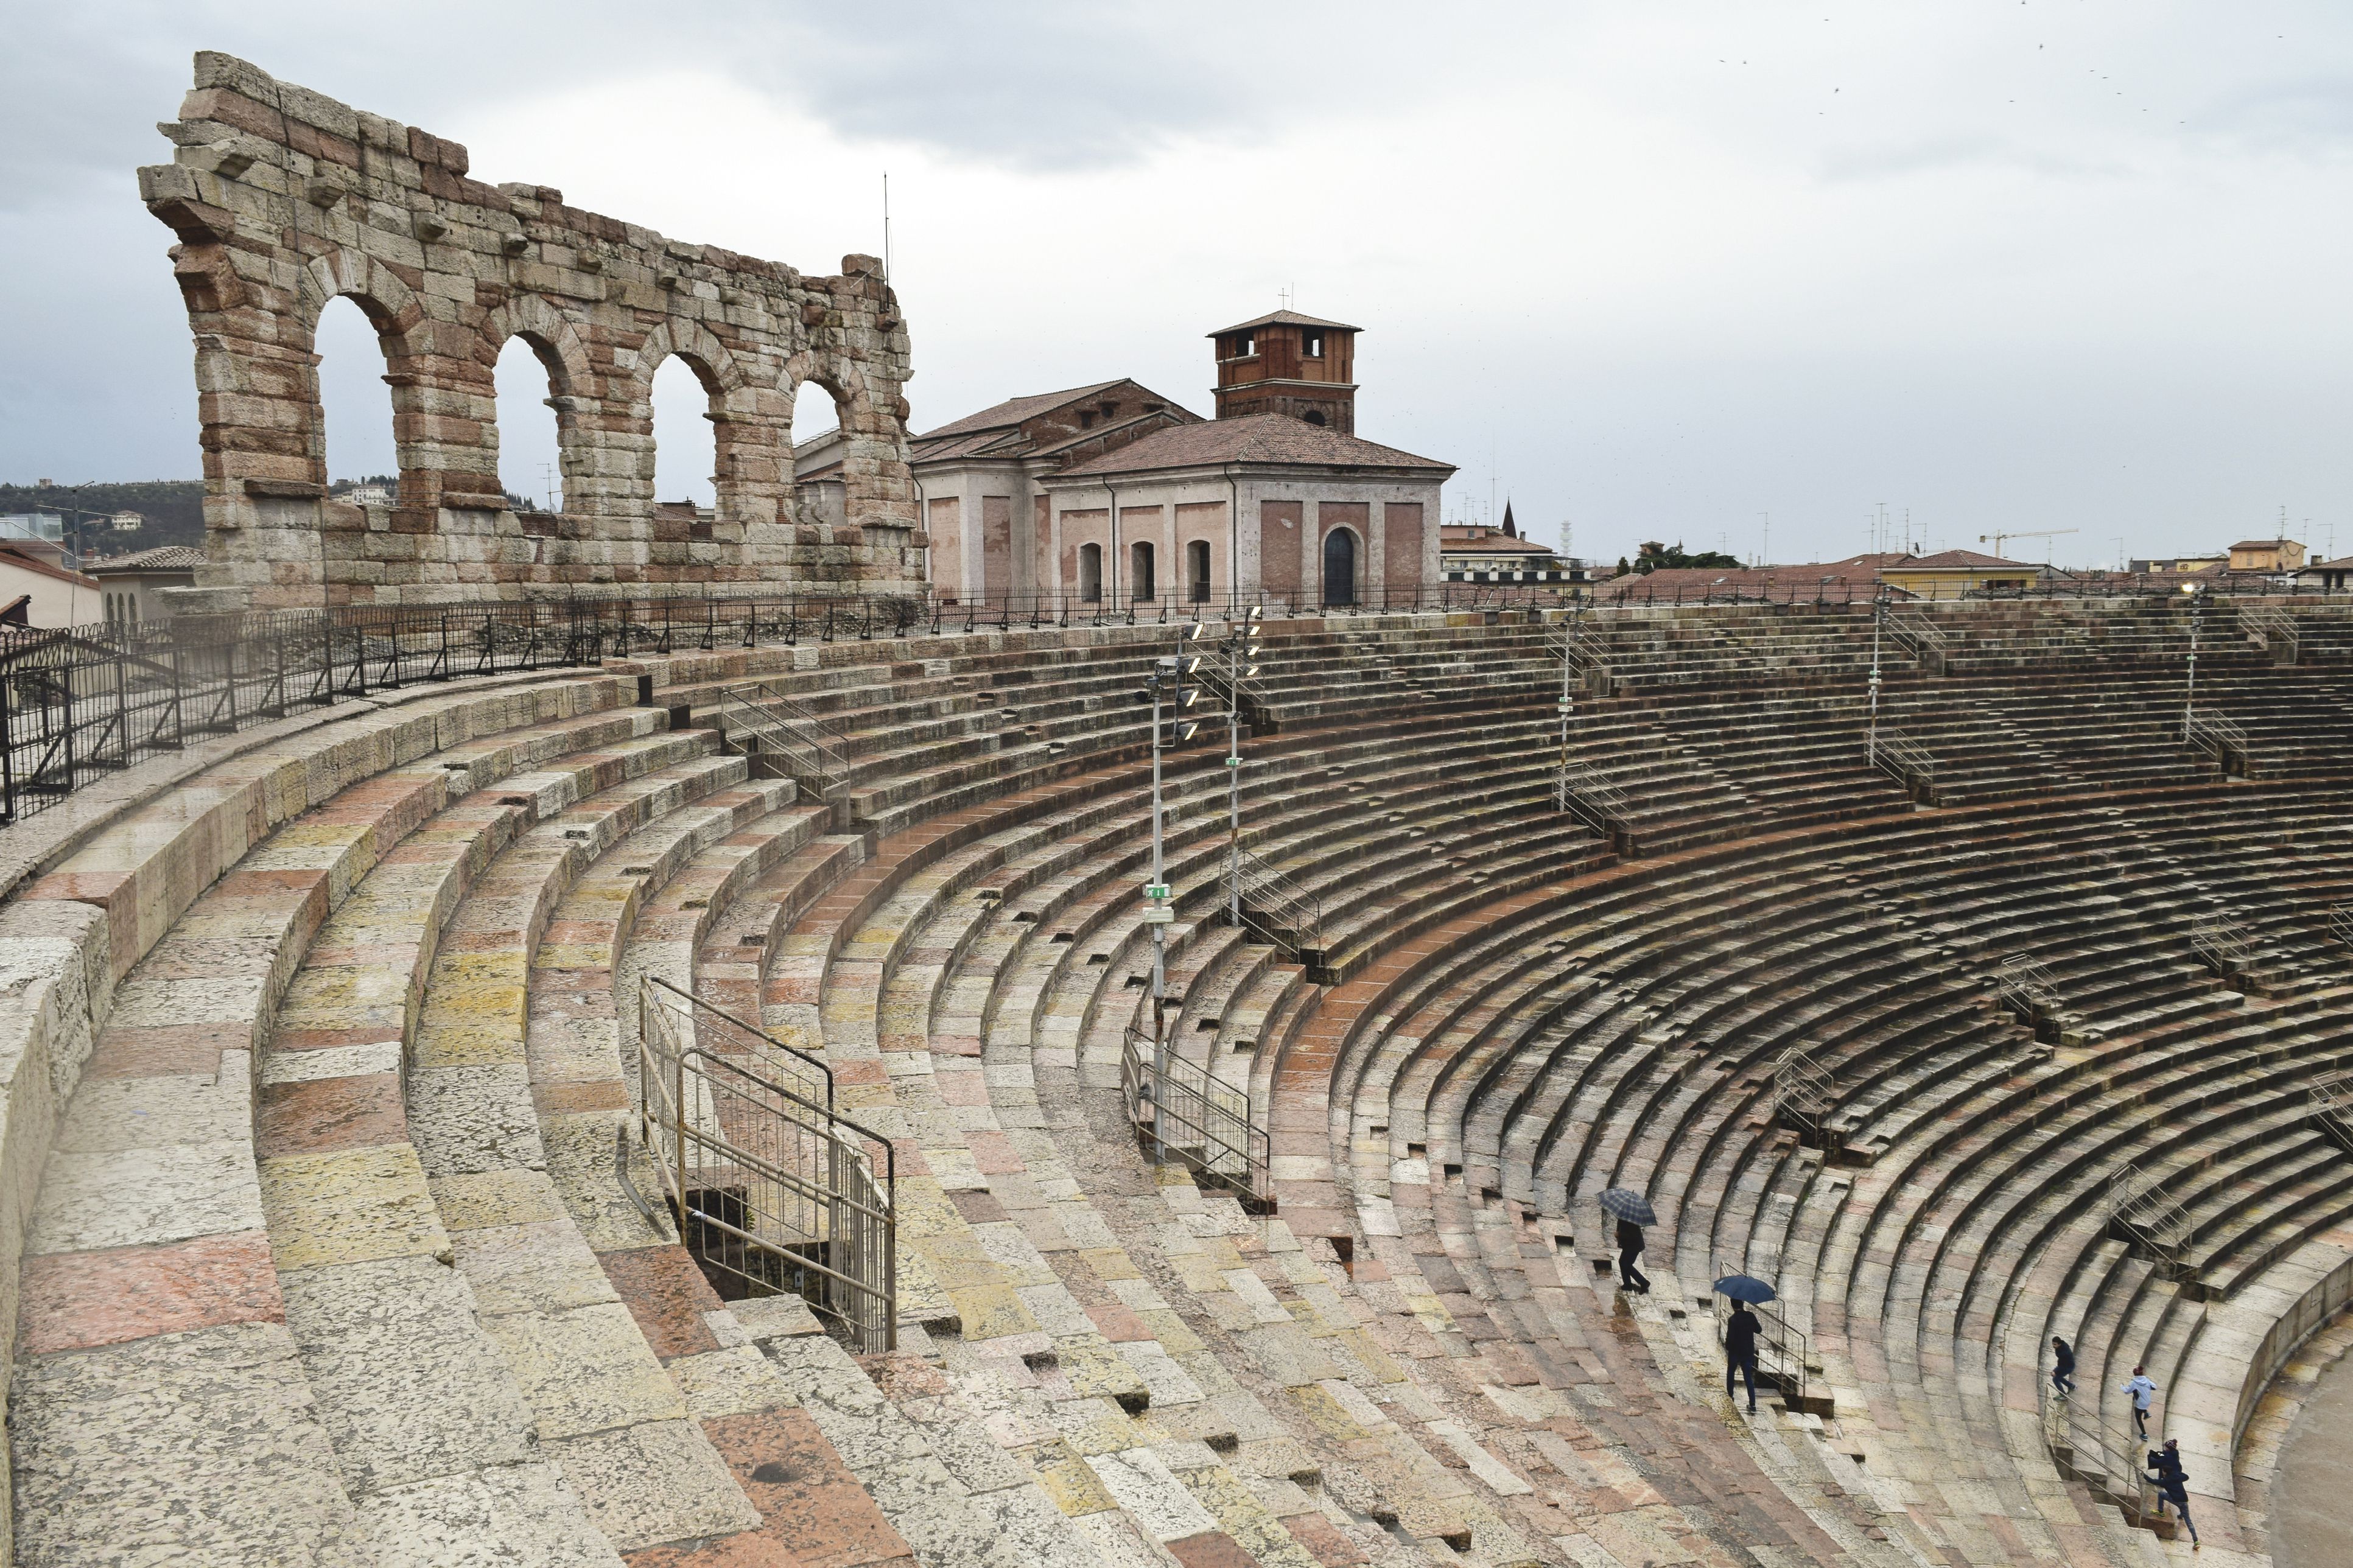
2243,603,2301,663
2189,915,2256,986
1886,606,1950,674
2105,1161,2193,1282
2309,1073,2353,1155
1555,760,1632,845
1119,1023,1272,1203
1867,725,1935,800
2044,1382,2169,1536
1230,840,1327,971
1991,953,2067,1041
713,677,852,806
634,975,897,1350
2183,705,2252,772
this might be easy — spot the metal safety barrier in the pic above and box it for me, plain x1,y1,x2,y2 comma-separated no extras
1120,1025,1271,1201
636,976,896,1351
1233,843,1324,964
715,679,852,800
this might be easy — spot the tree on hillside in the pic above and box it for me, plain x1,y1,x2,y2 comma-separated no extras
1633,540,1742,575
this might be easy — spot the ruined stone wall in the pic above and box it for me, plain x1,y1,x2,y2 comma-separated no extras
139,52,928,609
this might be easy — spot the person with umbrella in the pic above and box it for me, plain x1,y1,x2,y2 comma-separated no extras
1716,1274,1774,1416
1601,1188,1653,1294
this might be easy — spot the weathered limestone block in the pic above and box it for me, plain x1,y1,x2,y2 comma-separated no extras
143,52,927,609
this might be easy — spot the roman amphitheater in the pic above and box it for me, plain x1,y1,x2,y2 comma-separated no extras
10,53,2353,1568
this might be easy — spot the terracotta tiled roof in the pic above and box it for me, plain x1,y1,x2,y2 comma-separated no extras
88,545,205,573
1050,415,1452,479
0,545,98,589
1842,548,2032,570
915,382,1124,443
1207,309,1361,337
1593,564,1904,601
2231,539,2296,551
1441,527,1555,556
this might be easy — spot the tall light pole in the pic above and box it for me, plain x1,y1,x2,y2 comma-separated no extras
1867,587,1886,770
1225,608,1261,933
1138,636,1203,1161
2181,583,2203,742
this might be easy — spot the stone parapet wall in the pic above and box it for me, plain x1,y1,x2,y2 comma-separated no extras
139,52,925,610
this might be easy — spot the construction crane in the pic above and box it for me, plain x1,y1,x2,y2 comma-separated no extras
1979,528,2077,559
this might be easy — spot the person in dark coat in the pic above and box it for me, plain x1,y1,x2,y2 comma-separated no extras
1724,1301,1762,1414
2050,1335,2076,1396
1615,1217,1650,1293
2144,1440,2197,1547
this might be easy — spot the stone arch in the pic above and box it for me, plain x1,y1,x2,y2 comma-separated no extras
296,247,427,345
633,316,770,541
480,294,597,515
479,293,595,396
290,248,465,516
636,316,749,398
783,349,913,552
1322,525,1359,608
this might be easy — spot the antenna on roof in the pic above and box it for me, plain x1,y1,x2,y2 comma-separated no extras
882,171,892,281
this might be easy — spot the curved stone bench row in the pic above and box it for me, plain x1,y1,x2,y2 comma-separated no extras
1345,777,2353,1553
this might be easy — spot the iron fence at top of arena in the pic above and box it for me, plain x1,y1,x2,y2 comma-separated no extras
0,576,2336,826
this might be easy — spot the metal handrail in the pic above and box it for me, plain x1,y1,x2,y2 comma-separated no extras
2045,1377,2162,1525
2189,917,2252,978
716,679,852,797
640,974,833,1108
2108,1162,2189,1272
1557,761,1630,836
2183,707,2249,760
1993,955,2065,1023
2310,1073,2353,1153
1870,726,1935,786
1772,1043,1838,1146
1120,1025,1271,1199
2244,603,2299,652
636,977,894,1350
1235,842,1323,956
1886,607,1948,654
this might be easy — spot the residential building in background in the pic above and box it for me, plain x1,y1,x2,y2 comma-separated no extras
2229,538,2306,573
883,312,1453,607
0,545,100,626
88,545,203,625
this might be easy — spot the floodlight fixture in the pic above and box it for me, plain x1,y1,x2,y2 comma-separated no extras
1176,719,1202,741
1179,655,1203,675
1247,604,1264,621
1186,621,1207,640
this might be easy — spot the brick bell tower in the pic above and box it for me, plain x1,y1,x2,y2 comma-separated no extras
1208,310,1359,434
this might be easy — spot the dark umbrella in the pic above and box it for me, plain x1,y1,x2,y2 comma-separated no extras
1599,1188,1657,1226
1714,1274,1777,1304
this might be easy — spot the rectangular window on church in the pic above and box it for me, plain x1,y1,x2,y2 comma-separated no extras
1303,332,1324,358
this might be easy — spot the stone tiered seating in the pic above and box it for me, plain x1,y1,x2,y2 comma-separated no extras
16,600,2353,1567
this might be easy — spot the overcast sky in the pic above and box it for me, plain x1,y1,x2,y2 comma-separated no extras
6,2,2352,568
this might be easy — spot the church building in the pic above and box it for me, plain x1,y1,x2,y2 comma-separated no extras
889,311,1453,608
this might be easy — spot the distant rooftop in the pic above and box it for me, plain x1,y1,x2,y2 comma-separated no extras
1206,309,1361,338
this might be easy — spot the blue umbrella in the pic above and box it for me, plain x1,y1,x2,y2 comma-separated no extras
1714,1274,1777,1304
1599,1188,1657,1226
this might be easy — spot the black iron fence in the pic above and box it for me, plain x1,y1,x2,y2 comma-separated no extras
5,578,2346,825
0,594,932,825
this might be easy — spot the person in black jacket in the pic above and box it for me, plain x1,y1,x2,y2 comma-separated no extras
1616,1218,1650,1293
1724,1301,1762,1414
2050,1335,2076,1396
2144,1440,2197,1547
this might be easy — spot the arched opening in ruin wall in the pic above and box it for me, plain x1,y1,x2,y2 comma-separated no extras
140,51,928,611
